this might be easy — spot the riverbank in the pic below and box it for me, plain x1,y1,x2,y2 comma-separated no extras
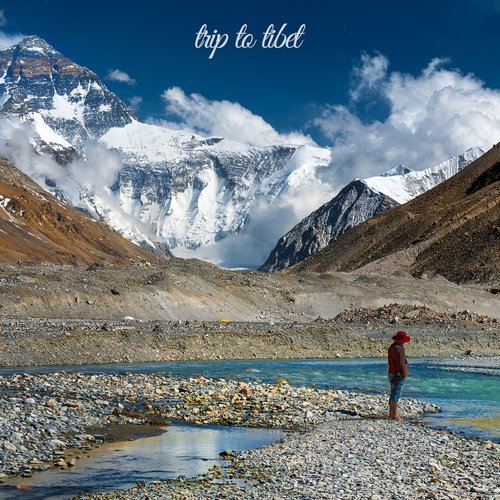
0,310,498,367
0,367,498,499
0,372,436,481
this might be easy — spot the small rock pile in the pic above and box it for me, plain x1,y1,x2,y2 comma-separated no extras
334,303,497,326
157,376,437,428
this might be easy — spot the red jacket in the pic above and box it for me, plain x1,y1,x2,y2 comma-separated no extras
388,343,408,377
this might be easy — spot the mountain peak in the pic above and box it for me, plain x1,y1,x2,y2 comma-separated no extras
10,35,60,56
381,164,413,177
0,34,134,149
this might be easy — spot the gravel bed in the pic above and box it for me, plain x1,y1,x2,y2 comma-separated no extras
0,372,436,481
427,356,500,376
1,371,498,499
84,420,499,499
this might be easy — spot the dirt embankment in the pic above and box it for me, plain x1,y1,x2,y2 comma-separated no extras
1,309,498,367
0,262,498,367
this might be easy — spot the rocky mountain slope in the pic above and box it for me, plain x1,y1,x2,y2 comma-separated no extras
294,144,500,284
0,36,331,263
260,179,398,272
0,156,159,265
261,148,483,272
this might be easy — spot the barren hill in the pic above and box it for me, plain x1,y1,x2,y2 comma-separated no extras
0,157,160,265
294,144,500,283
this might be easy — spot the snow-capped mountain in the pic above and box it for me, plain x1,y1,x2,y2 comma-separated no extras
260,147,484,272
0,36,331,260
99,121,330,250
0,36,133,152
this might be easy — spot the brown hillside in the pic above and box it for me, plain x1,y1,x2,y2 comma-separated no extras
0,157,161,265
294,144,500,283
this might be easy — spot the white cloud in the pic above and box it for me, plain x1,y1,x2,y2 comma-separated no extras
0,10,25,49
128,96,142,112
160,87,316,147
0,118,122,205
0,31,24,50
106,69,136,85
349,52,389,101
315,54,500,187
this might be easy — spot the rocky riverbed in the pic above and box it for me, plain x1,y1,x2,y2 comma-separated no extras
85,420,499,499
1,372,498,499
426,356,500,376
0,372,436,481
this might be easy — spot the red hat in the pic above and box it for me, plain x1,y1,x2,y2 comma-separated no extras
392,331,411,343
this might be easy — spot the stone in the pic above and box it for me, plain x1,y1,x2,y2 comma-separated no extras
66,401,84,409
3,441,17,452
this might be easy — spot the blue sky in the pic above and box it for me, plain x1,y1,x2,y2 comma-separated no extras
2,0,500,146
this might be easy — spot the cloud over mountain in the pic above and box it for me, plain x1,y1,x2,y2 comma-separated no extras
106,68,136,85
160,87,316,148
315,55,500,188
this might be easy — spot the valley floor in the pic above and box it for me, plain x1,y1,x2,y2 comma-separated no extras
0,263,498,498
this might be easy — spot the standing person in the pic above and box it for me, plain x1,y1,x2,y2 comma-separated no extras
387,330,411,421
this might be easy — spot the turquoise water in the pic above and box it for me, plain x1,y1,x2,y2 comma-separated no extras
1,358,498,440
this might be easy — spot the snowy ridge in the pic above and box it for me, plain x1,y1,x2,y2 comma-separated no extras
0,36,133,152
364,147,484,203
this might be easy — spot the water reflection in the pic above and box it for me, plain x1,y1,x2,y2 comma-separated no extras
0,423,284,499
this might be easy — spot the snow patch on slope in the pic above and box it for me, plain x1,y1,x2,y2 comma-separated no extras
364,147,484,203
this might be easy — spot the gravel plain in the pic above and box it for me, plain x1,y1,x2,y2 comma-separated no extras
0,372,435,481
1,307,498,367
0,261,498,499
